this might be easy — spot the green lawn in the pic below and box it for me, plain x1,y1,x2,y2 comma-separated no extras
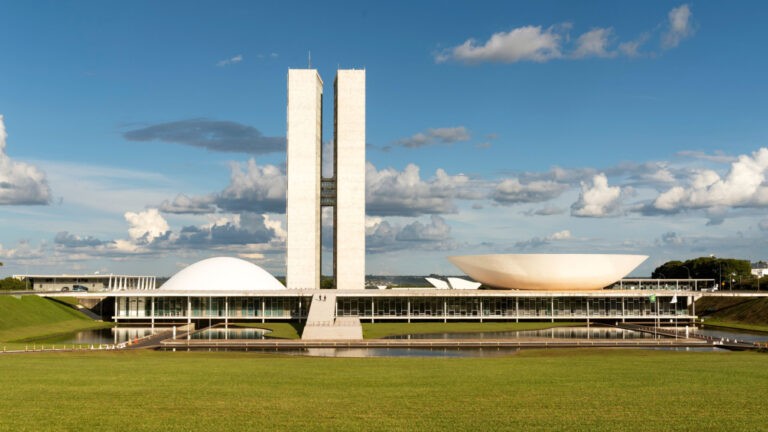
0,296,112,347
0,349,767,431
702,319,768,333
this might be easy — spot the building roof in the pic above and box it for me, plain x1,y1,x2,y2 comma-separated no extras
448,254,648,291
159,256,286,291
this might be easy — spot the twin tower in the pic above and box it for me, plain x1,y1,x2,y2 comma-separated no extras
286,69,366,290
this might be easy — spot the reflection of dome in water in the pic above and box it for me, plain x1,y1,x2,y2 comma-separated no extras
448,254,648,291
160,256,286,291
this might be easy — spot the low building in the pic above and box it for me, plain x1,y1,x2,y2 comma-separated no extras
14,274,157,292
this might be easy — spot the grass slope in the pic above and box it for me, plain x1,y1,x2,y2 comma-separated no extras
362,321,583,339
697,297,768,331
0,349,767,431
0,296,111,343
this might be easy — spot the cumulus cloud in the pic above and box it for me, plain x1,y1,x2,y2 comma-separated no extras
175,213,277,247
662,4,695,49
216,159,286,213
659,231,684,246
366,162,484,217
676,150,735,164
524,205,566,216
651,148,768,213
0,115,52,205
571,173,622,217
366,215,456,253
396,127,471,148
159,194,217,214
216,54,243,67
125,208,170,244
0,240,46,262
514,229,572,249
54,232,105,247
124,119,285,154
493,178,568,205
436,25,563,63
396,215,452,241
572,28,615,58
437,5,695,64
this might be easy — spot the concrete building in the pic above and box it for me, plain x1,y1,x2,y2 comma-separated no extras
333,70,366,291
286,68,366,290
286,69,323,290
13,274,156,292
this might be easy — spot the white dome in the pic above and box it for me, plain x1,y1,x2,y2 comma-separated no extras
448,254,647,291
160,257,285,291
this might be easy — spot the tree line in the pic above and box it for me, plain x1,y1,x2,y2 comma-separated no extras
652,256,762,290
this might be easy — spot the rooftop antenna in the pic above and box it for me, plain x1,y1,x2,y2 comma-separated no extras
308,51,311,68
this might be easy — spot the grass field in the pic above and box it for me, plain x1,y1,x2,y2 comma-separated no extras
0,296,112,349
361,321,583,339
0,349,767,431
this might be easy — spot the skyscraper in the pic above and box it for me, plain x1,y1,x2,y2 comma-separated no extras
286,69,323,290
333,70,366,290
286,68,365,290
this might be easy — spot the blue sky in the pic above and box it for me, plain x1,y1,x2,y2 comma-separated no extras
2,1,768,277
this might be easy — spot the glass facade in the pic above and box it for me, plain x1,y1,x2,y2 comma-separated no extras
114,294,692,321
115,296,309,320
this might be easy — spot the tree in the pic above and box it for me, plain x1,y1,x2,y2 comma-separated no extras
652,257,752,288
0,277,26,291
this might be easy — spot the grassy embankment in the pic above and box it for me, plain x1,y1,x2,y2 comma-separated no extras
1,349,767,431
0,296,112,349
236,321,583,339
697,296,768,332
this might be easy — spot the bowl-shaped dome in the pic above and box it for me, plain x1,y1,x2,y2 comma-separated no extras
160,256,285,291
448,254,647,291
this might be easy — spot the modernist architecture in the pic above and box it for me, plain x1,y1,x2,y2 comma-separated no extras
448,254,649,291
14,273,156,292
41,69,712,338
286,68,366,291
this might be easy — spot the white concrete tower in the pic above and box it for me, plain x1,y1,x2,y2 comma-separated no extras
333,69,366,290
286,69,323,289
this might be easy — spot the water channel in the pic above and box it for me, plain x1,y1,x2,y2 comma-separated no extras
40,325,767,357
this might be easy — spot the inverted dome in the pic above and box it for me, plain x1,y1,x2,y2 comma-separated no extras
448,254,647,291
160,257,285,291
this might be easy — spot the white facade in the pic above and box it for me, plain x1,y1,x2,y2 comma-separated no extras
286,69,323,289
448,254,648,291
333,70,366,290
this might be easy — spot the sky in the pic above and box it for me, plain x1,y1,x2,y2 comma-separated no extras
2,1,768,278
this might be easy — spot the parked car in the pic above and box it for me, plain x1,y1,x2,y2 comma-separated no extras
60,286,70,292
72,285,89,292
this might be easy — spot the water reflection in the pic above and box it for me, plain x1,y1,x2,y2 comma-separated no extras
386,326,659,340
191,328,268,340
695,327,768,344
34,327,156,345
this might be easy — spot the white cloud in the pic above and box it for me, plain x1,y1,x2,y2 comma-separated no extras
572,28,615,58
652,148,768,212
396,127,471,148
159,193,217,214
366,162,483,216
514,229,572,249
124,208,169,243
216,159,286,213
571,173,622,217
216,54,243,67
366,215,456,253
548,230,572,241
662,4,695,49
438,25,563,63
0,115,52,205
493,178,568,204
